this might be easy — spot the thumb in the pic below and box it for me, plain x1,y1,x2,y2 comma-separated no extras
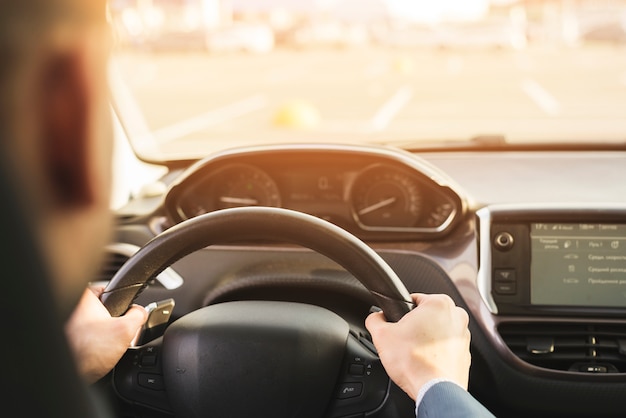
365,310,388,334
121,304,148,330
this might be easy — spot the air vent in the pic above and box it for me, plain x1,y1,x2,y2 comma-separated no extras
499,322,626,373
92,243,183,290
94,250,130,282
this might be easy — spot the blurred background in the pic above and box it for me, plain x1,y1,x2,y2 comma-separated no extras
107,0,626,160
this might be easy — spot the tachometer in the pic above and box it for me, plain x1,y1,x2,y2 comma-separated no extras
212,164,281,210
177,163,282,219
351,164,422,229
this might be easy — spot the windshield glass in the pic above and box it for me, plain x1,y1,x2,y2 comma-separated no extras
109,0,626,161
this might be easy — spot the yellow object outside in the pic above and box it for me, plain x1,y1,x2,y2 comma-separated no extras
393,55,415,75
273,100,321,129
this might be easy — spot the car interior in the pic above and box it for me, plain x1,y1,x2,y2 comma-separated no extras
98,140,626,418
15,1,626,417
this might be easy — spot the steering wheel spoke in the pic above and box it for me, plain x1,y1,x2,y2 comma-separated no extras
113,337,173,413
328,332,390,417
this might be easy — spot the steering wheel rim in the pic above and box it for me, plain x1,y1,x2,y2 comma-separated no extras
101,206,415,321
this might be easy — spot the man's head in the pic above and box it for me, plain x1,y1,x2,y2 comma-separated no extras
0,0,112,318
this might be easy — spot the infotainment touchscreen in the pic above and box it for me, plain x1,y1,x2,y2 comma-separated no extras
530,223,626,308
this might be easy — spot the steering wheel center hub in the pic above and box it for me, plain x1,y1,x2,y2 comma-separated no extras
162,301,349,417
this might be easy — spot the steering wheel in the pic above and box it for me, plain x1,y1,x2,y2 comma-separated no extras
101,207,416,417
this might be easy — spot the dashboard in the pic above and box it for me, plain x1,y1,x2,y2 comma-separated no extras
108,143,626,418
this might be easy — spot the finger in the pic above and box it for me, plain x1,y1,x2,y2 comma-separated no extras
455,306,470,327
410,293,428,305
123,304,148,328
89,285,105,297
115,306,148,345
364,310,388,333
412,293,449,309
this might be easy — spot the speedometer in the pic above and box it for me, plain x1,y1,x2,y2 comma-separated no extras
351,164,422,229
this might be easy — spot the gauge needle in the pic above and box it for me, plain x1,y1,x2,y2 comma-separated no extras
358,197,397,216
219,196,259,205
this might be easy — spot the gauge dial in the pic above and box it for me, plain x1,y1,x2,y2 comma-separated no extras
212,164,281,210
351,165,422,229
177,163,282,219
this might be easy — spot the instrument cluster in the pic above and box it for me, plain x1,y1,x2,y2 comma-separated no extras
163,145,466,240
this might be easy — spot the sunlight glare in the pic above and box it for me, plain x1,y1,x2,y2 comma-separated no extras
386,0,490,24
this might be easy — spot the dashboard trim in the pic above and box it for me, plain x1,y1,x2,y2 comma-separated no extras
476,206,499,314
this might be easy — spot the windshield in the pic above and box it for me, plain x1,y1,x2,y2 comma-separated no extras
109,0,626,161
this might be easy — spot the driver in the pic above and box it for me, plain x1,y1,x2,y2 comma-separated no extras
0,0,147,387
0,0,494,417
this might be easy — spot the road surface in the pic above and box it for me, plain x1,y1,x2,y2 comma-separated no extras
112,43,626,159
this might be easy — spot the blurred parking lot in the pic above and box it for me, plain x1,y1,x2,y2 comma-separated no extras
110,0,626,158
113,43,626,156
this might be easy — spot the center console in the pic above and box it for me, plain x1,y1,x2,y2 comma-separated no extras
477,204,626,317
476,205,626,375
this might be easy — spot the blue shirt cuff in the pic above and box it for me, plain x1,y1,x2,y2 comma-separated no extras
415,378,465,416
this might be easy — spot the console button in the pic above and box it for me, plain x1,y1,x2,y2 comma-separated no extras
337,382,363,399
494,232,515,250
349,364,365,376
494,269,517,295
138,373,164,390
140,354,157,367
495,281,516,295
494,269,515,282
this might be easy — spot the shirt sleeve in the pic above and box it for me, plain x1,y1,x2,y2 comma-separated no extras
415,380,496,418
415,378,461,415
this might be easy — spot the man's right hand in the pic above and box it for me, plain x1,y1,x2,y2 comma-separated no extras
365,293,471,401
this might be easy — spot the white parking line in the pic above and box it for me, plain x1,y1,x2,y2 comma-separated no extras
152,95,268,144
370,85,413,131
520,78,561,116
